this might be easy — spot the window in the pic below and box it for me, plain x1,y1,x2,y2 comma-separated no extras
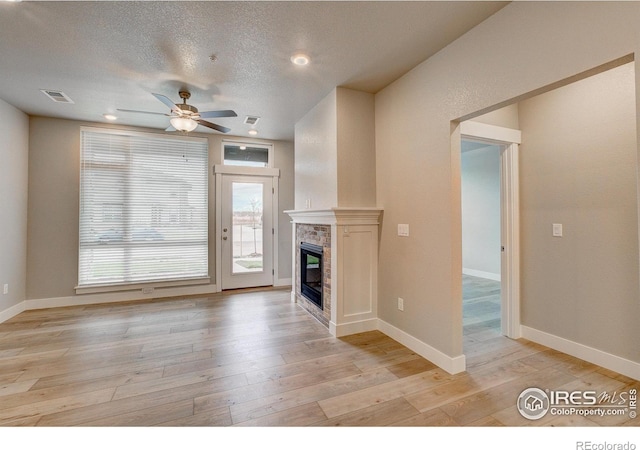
78,128,208,288
223,141,272,167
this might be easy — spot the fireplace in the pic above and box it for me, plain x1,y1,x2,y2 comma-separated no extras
300,242,323,309
286,208,381,336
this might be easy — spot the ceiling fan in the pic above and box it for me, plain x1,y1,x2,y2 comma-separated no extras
118,90,237,133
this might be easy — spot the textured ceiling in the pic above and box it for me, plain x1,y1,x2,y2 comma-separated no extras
0,1,507,141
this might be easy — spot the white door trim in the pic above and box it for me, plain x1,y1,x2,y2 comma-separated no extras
500,142,521,339
460,121,522,339
214,169,280,292
460,121,521,145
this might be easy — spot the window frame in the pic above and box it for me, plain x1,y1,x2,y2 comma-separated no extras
75,127,210,294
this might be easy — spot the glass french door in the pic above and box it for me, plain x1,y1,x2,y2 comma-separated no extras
220,175,273,289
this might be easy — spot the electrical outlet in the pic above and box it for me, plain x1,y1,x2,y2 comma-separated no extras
142,287,154,295
398,297,404,311
3,284,8,295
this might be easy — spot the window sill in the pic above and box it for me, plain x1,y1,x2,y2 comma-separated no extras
75,277,211,295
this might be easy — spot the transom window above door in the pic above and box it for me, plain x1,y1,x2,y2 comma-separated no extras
222,141,273,168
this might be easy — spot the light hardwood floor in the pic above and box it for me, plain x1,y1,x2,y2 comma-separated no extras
463,274,501,332
0,285,637,427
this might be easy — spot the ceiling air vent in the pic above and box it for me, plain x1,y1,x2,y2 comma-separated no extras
244,115,260,125
40,89,74,104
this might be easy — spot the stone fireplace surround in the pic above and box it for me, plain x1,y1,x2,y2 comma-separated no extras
295,224,331,327
286,208,382,337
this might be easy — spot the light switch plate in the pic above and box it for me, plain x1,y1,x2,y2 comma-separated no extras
552,223,563,237
398,224,409,237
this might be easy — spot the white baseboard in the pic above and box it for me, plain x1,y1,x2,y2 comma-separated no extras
23,283,219,311
463,268,501,281
0,300,26,324
521,325,640,381
377,319,466,375
330,318,378,338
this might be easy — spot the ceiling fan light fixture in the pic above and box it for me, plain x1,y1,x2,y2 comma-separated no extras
123,91,235,133
170,116,198,132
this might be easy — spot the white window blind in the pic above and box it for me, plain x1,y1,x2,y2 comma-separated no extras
78,128,208,287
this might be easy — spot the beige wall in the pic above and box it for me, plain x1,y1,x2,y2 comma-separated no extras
273,139,295,279
518,62,639,361
26,117,293,300
294,89,338,210
0,99,29,313
294,87,375,210
375,1,640,360
337,88,376,207
472,104,520,130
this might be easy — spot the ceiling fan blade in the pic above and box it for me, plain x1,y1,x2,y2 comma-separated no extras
197,119,230,133
165,125,176,132
198,110,237,119
117,108,168,116
152,93,181,114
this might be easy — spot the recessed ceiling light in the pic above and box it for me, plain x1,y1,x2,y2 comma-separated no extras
290,53,310,66
103,114,117,121
248,129,258,136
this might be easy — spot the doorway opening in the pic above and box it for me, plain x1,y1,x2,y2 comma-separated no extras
459,120,522,360
214,164,281,292
461,139,503,342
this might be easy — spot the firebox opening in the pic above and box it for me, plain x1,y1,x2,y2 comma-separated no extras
300,242,323,309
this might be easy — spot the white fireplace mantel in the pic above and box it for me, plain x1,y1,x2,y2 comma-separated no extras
284,207,383,226
286,207,383,337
